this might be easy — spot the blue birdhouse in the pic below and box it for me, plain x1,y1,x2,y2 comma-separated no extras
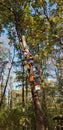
28,59,34,65
34,77,39,83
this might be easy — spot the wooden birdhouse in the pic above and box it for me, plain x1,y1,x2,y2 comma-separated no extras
28,55,34,65
29,55,34,60
29,74,34,83
35,85,40,91
29,59,34,65
22,49,28,57
25,63,31,73
34,77,40,85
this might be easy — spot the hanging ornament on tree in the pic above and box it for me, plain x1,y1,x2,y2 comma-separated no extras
29,73,34,83
34,85,40,91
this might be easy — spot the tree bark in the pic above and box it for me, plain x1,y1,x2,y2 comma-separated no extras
21,35,45,130
31,86,45,130
22,62,25,107
42,87,49,130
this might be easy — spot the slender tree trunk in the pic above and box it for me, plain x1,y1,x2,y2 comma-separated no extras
31,86,45,130
26,76,28,103
0,66,4,102
22,62,25,107
0,49,15,109
42,87,49,130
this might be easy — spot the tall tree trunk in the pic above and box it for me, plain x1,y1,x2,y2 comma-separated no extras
14,15,45,129
42,87,49,130
21,35,45,130
22,62,25,107
26,76,28,103
0,49,15,109
32,86,45,130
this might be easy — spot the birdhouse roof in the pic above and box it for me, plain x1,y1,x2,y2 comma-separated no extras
53,114,63,120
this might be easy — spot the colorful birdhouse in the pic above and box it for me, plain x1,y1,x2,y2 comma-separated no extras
24,60,27,65
27,54,34,60
29,74,34,82
29,55,34,60
35,85,40,91
28,59,34,65
33,66,36,72
22,49,28,57
27,55,34,65
25,63,31,73
34,77,40,85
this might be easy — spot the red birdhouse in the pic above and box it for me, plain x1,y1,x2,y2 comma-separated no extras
22,49,28,57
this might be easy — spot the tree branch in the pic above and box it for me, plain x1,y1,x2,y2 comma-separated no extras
0,1,14,14
43,9,63,49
